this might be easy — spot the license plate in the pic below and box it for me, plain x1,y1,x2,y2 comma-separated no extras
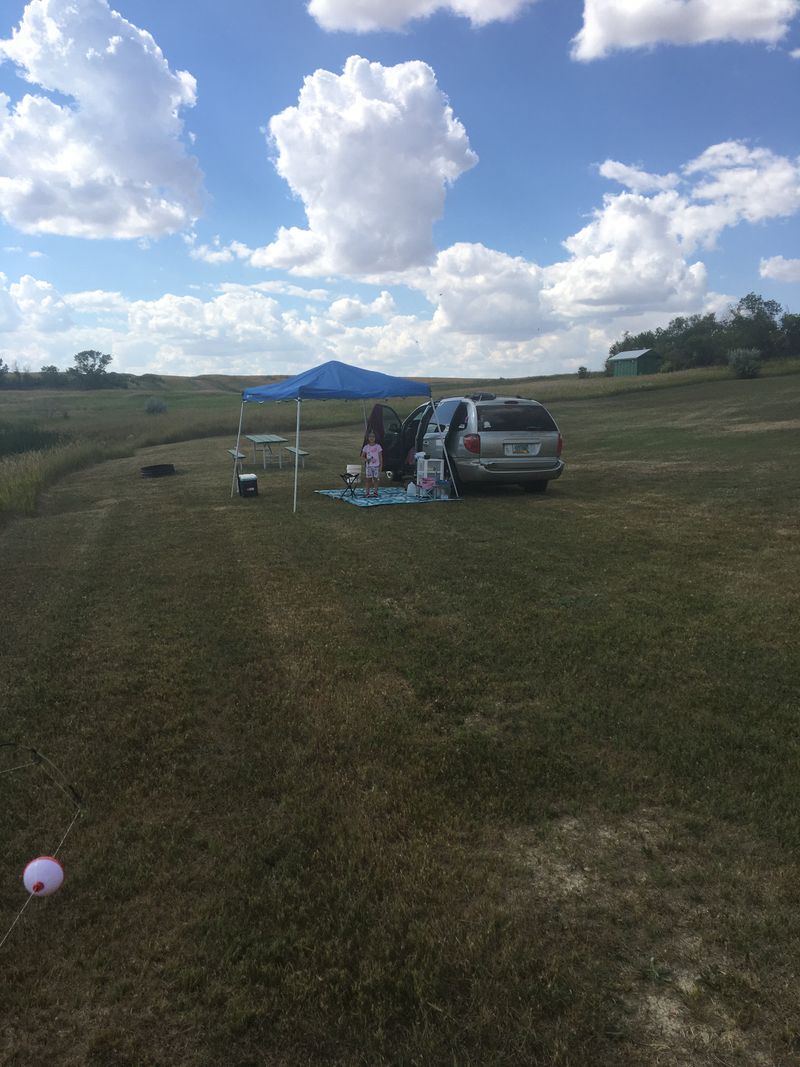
506,442,533,456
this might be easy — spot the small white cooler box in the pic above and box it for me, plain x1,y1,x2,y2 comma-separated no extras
237,473,258,497
415,457,445,481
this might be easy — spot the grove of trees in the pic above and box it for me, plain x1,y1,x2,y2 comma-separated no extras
0,350,129,390
608,293,800,372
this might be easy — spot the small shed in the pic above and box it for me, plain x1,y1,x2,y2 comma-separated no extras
607,349,660,377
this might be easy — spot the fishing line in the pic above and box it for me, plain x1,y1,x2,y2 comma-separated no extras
52,810,82,858
0,761,38,776
0,743,84,809
0,895,34,952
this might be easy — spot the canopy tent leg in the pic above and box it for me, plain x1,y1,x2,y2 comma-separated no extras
231,401,245,498
426,399,460,498
292,398,302,514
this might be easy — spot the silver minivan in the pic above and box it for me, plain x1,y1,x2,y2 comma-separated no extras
379,393,564,492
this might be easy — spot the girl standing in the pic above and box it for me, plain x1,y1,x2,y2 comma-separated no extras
360,430,383,498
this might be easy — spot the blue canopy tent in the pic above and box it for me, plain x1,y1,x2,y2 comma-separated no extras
233,360,433,511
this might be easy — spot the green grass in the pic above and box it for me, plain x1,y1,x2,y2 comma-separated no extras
1,373,799,1064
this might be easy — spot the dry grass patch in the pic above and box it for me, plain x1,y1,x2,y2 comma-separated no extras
722,419,800,433
501,808,799,1066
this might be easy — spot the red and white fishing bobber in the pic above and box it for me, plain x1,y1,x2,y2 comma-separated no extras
22,856,64,897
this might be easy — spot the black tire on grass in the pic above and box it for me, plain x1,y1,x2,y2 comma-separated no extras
140,464,176,478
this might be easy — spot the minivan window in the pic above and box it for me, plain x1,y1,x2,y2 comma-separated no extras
406,405,433,452
428,399,460,429
476,403,556,432
451,402,468,430
382,407,401,434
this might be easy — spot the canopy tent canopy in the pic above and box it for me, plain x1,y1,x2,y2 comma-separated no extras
233,360,433,511
242,360,431,404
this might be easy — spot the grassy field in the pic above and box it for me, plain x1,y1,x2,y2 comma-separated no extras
1,372,800,1064
2,360,799,522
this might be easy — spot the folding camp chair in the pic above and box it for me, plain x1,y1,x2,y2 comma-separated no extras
340,464,361,499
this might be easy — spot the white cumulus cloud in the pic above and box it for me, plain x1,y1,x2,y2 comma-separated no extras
187,236,252,265
598,160,679,194
10,273,71,330
760,255,800,281
0,272,22,331
253,56,477,276
597,142,800,255
408,140,799,326
307,0,537,32
328,291,396,321
221,280,331,302
543,192,708,316
572,0,800,61
678,141,800,249
127,289,285,345
249,227,324,272
0,0,203,238
65,288,129,314
415,243,551,339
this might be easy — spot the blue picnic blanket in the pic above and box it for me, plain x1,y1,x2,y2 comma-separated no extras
316,487,458,507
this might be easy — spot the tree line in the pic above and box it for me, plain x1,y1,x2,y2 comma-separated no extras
0,350,129,390
608,293,800,372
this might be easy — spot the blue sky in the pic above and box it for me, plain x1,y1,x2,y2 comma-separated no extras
0,0,798,378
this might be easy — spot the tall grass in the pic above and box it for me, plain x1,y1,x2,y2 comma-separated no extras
0,425,66,457
0,440,120,515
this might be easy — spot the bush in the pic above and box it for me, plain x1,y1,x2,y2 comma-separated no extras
144,396,168,415
577,366,589,379
728,348,762,379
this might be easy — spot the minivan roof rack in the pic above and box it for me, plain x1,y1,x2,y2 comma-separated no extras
470,392,496,401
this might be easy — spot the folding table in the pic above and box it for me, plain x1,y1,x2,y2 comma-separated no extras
245,433,288,469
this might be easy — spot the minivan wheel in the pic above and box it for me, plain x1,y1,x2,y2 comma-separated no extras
523,480,548,493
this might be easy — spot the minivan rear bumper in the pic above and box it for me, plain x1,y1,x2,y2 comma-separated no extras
458,459,565,484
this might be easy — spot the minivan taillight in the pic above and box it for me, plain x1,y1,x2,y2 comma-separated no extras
556,432,563,458
463,433,481,454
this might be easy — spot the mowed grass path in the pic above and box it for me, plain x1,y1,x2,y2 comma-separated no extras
2,376,799,1065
